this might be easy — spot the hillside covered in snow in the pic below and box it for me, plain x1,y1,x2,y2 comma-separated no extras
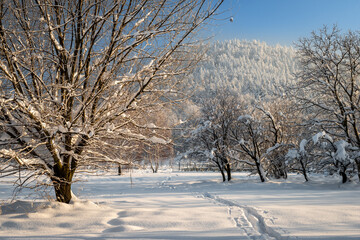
188,40,298,98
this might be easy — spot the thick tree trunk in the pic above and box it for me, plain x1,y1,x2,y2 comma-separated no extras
225,163,231,181
51,165,74,203
340,170,348,183
340,171,348,183
52,179,72,203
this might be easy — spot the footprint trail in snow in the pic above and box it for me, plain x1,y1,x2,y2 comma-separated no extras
199,192,286,240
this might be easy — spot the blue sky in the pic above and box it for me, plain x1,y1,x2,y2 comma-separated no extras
209,0,360,46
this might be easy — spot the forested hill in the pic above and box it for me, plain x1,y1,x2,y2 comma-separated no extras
188,39,298,99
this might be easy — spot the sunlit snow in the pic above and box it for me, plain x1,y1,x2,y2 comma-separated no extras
0,169,359,239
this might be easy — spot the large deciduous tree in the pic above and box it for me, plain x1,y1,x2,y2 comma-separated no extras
295,25,360,181
0,0,223,203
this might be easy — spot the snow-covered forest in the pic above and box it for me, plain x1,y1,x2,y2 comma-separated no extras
0,1,359,239
188,39,297,99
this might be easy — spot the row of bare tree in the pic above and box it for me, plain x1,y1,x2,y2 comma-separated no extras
186,26,360,184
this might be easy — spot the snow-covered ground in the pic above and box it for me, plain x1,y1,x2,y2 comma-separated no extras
0,170,359,239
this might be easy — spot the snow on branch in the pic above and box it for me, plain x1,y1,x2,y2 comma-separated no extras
0,149,53,174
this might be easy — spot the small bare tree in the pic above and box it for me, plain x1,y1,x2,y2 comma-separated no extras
231,103,287,182
190,90,240,181
232,111,267,182
256,100,292,179
0,0,224,203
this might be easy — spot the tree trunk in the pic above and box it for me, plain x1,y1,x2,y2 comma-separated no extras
52,179,72,203
283,168,288,179
340,171,348,183
118,164,122,175
299,158,309,182
339,165,348,183
220,168,226,182
302,167,309,182
214,160,226,182
356,159,360,182
51,165,74,203
225,163,231,181
255,159,265,182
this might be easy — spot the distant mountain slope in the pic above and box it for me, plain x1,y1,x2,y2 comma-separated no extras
188,39,298,99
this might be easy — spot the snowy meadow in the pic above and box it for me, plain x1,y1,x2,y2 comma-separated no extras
1,1,360,240
0,169,359,240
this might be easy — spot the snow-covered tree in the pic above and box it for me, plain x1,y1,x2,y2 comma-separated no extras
135,107,176,173
294,25,360,181
189,90,241,181
257,100,294,179
286,132,357,183
231,110,266,182
0,0,224,203
185,89,298,182
229,100,295,182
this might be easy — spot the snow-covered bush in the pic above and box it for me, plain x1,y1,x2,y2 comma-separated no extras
286,132,358,183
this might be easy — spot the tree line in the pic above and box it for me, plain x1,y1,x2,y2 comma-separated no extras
183,26,360,184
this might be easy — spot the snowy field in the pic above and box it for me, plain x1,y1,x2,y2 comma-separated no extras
0,170,359,240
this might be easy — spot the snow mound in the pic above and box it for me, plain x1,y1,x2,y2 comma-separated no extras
0,200,44,215
0,199,116,237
